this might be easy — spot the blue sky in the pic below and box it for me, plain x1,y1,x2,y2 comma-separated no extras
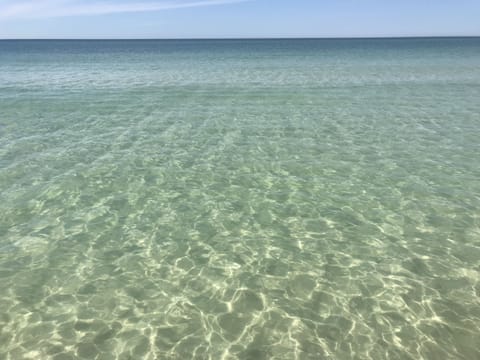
0,0,479,39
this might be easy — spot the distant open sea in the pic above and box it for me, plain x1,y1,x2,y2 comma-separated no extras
0,38,479,359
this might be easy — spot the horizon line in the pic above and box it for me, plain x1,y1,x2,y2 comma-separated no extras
1,35,480,41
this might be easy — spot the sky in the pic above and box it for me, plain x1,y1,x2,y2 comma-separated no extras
0,0,479,39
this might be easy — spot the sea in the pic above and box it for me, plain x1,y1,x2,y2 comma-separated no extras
0,38,479,359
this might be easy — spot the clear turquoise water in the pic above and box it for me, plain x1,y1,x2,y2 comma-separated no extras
0,38,479,359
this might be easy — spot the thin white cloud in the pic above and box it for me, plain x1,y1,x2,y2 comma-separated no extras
0,0,249,19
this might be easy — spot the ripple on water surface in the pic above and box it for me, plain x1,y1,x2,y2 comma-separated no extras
0,39,480,359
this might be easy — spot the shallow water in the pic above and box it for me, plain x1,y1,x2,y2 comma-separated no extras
0,38,479,359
